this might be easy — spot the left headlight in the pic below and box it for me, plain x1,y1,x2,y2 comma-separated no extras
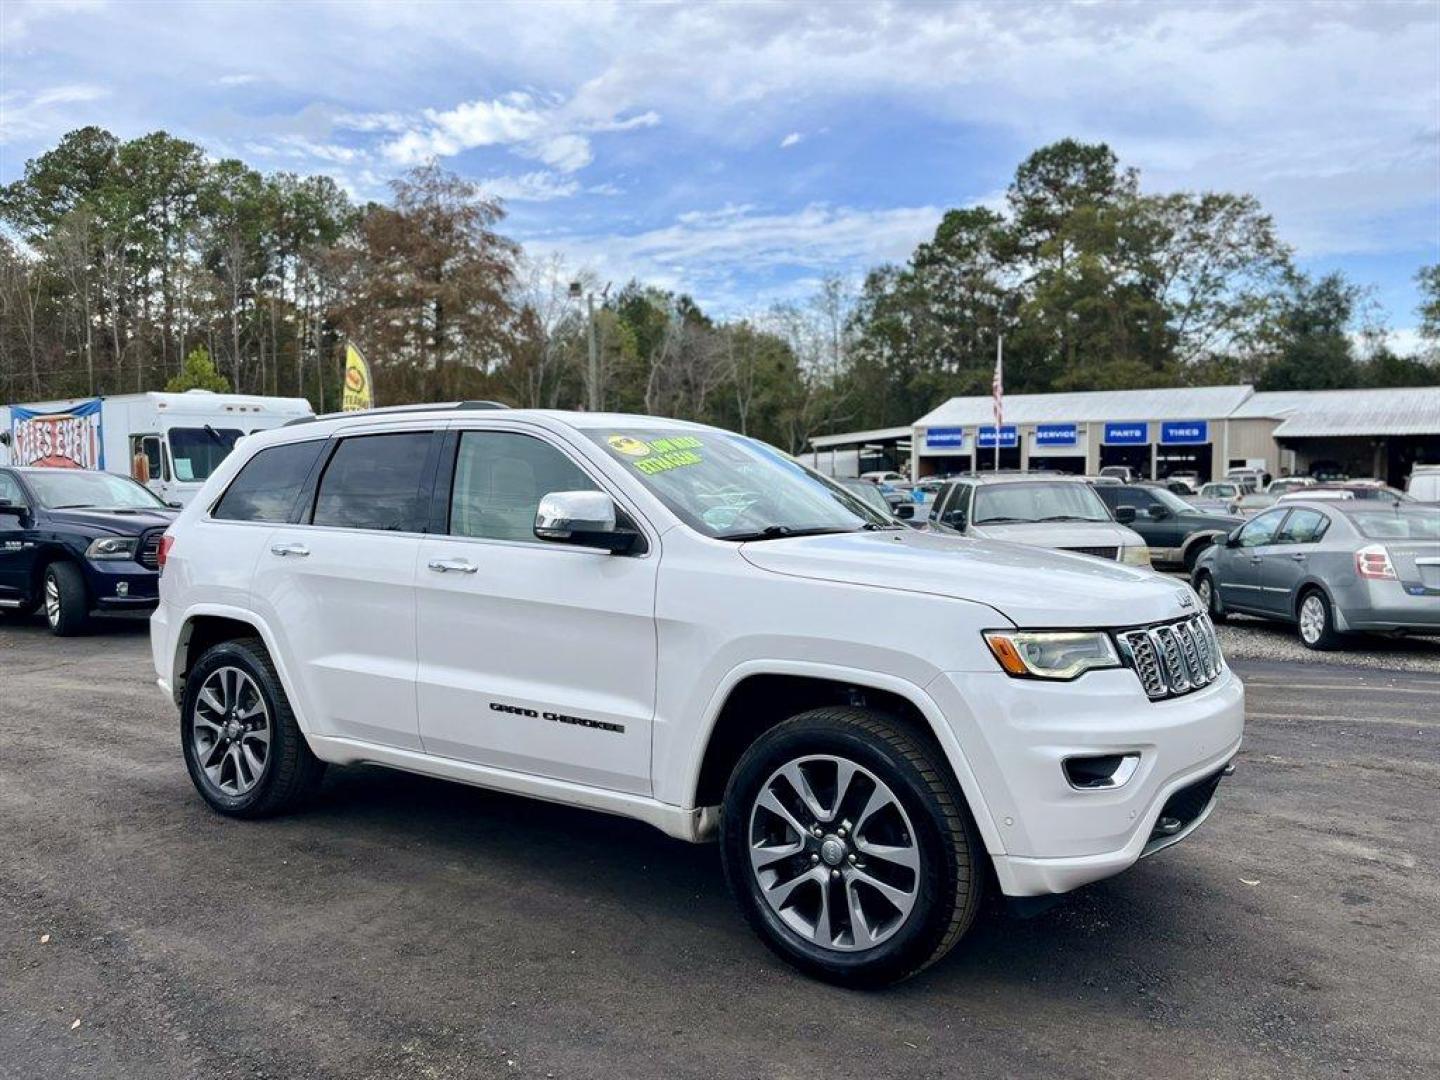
983,630,1121,680
1119,544,1152,567
85,537,138,561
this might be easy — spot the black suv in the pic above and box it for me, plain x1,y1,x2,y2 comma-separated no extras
0,467,176,635
1094,481,1241,570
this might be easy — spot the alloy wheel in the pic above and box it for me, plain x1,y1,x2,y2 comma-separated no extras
748,754,921,952
191,666,272,796
44,573,59,628
1197,576,1214,612
1299,595,1326,645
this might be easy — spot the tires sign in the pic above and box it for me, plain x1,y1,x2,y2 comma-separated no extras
9,399,104,469
1161,420,1209,445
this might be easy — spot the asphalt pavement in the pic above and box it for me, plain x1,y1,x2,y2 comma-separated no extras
2,615,1437,1080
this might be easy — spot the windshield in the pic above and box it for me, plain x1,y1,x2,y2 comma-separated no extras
1347,507,1440,540
25,470,168,510
838,479,892,517
587,429,892,539
1150,486,1198,512
1202,483,1238,498
168,426,243,482
972,481,1111,524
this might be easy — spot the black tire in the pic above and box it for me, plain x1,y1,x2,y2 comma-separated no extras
1194,571,1227,624
43,561,89,636
720,706,985,987
180,637,325,818
1296,587,1341,651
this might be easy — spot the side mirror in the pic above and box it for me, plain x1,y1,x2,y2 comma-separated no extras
0,499,26,517
166,501,183,509
534,490,635,553
1114,506,1137,524
942,509,967,531
1147,505,1169,519
895,503,915,520
1224,529,1242,548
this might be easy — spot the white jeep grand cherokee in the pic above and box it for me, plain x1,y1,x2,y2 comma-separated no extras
151,405,1243,985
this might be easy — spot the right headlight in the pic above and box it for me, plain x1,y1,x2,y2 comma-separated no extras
983,630,1121,680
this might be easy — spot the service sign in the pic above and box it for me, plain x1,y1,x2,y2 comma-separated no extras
976,425,1019,449
9,399,104,469
1161,420,1208,445
925,426,966,449
1034,423,1078,447
1103,422,1148,445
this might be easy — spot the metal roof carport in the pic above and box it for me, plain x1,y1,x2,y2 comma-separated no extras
804,426,913,477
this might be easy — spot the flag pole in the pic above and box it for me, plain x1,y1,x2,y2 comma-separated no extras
994,332,1003,473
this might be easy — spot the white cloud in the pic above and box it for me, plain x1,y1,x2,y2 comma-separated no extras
215,73,259,87
480,171,581,203
0,83,109,141
779,132,802,149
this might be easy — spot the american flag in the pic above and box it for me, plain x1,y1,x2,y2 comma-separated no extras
991,339,1004,428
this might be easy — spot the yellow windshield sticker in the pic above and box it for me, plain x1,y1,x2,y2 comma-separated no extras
608,434,704,474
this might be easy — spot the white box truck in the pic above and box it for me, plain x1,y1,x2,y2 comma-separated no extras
0,391,313,505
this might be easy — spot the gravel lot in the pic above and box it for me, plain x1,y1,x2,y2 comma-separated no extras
2,615,1438,1080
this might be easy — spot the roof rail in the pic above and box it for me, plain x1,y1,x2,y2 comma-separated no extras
284,400,510,426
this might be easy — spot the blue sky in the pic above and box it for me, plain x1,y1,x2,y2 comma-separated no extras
3,1,1437,340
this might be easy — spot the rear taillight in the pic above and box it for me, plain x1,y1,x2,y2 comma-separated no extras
1354,544,1395,580
158,533,175,571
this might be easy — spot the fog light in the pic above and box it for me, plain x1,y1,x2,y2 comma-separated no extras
116,582,129,597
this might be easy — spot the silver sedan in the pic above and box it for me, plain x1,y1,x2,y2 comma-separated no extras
1191,500,1440,649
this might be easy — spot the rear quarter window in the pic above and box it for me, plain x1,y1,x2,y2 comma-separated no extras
212,440,326,523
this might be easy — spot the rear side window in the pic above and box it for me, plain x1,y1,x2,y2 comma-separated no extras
313,432,434,532
449,431,597,542
212,440,325,523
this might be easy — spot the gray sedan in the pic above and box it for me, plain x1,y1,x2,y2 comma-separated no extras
1191,500,1440,649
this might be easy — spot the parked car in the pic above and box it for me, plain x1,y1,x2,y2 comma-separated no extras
1404,464,1440,502
1231,491,1278,518
0,466,176,634
927,474,1151,565
1166,471,1200,493
1085,473,1123,486
1225,467,1269,492
1277,487,1354,504
1192,500,1440,649
1094,483,1241,570
1264,477,1315,498
859,470,908,484
1339,480,1412,501
1098,465,1140,483
835,477,915,523
1193,481,1242,512
152,406,1242,986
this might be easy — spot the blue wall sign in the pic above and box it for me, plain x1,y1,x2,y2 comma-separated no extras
925,426,966,449
1103,422,1149,445
1160,420,1209,445
1034,423,1078,448
977,425,1019,449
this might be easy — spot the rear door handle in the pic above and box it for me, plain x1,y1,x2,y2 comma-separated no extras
270,542,310,557
428,558,478,574
1291,552,1307,561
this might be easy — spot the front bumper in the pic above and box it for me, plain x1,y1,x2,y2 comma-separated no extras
927,665,1244,897
85,560,160,610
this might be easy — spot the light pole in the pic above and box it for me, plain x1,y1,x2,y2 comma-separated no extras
570,281,610,412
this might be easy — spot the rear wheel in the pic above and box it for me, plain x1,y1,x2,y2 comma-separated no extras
181,637,325,817
1297,589,1341,650
720,706,985,986
43,562,89,636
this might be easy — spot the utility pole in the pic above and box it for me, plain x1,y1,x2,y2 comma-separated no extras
586,291,599,412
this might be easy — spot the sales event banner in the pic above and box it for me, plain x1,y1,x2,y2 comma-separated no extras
9,399,104,469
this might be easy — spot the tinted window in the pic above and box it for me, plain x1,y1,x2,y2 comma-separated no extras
1238,509,1287,547
214,440,326,523
1277,508,1328,544
1099,486,1157,510
450,431,599,542
313,433,433,532
0,472,24,506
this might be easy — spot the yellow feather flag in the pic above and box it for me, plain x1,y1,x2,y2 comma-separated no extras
341,342,374,412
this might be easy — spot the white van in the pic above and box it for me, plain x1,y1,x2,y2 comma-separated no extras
0,391,313,506
1406,465,1440,502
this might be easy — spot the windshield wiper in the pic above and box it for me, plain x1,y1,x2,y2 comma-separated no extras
721,525,857,542
973,516,1031,525
1035,515,1101,522
50,503,99,510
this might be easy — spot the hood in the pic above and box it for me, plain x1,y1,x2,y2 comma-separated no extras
740,528,1198,628
1187,510,1244,529
45,507,178,536
969,520,1142,550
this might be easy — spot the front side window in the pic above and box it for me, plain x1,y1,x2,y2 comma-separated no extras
587,428,890,539
0,471,25,507
312,432,433,532
1238,509,1287,547
1277,508,1328,544
24,469,167,511
450,431,598,543
213,440,326,523
167,427,244,483
972,482,1110,525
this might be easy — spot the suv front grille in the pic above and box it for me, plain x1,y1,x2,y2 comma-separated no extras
137,529,163,571
1062,545,1118,561
1115,614,1223,700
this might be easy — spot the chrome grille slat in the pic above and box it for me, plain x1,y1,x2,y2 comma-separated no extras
1116,614,1223,701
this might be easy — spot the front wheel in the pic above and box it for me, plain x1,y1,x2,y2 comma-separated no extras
43,562,89,636
720,707,985,986
181,637,325,818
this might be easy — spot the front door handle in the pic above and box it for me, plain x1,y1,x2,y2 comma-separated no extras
270,542,310,557
1291,552,1307,561
1249,556,1263,564
428,558,478,574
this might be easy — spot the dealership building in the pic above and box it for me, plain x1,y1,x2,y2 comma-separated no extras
807,384,1440,487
